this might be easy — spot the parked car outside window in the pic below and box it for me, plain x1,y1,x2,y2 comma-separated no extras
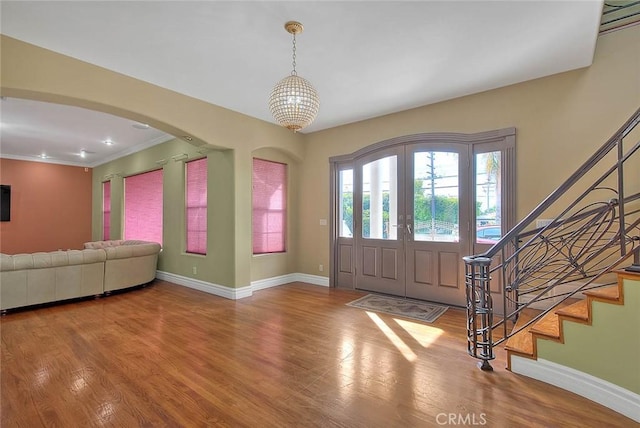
476,226,501,244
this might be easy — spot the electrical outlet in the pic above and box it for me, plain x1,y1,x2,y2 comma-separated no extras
192,266,197,275
319,264,324,272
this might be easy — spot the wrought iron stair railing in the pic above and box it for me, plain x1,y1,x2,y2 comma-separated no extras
464,107,640,370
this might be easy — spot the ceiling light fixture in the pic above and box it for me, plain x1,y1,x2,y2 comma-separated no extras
103,139,113,145
132,122,150,130
80,150,86,158
269,21,319,133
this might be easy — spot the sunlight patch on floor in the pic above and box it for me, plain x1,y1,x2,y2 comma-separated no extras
393,318,444,348
366,311,417,362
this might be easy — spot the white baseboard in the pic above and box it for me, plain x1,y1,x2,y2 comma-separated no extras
156,271,329,300
292,273,330,287
251,273,299,291
155,271,252,300
511,356,640,423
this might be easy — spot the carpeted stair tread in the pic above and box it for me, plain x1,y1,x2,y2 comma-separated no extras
555,299,589,322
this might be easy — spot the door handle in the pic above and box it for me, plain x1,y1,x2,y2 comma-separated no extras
406,224,412,235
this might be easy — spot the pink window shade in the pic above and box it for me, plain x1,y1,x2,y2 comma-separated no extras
252,158,287,254
102,181,111,240
186,158,207,254
124,169,163,245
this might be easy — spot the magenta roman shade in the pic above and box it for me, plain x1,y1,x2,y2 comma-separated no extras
252,158,287,254
186,158,207,254
102,181,111,240
124,169,163,244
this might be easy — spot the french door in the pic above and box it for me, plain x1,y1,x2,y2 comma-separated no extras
352,143,470,306
331,128,515,308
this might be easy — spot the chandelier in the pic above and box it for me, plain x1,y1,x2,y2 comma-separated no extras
269,21,320,132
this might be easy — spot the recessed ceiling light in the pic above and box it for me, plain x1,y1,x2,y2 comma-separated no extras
132,122,150,130
80,150,86,158
182,135,193,142
103,139,113,145
39,153,48,159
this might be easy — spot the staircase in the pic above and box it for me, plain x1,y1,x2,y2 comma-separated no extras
506,270,640,422
463,107,640,421
505,270,637,368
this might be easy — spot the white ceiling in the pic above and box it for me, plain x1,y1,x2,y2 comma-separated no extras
0,1,604,167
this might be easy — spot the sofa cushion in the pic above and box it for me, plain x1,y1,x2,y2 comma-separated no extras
84,240,125,249
79,249,107,264
2,249,107,271
104,242,161,260
32,252,54,269
1,253,34,271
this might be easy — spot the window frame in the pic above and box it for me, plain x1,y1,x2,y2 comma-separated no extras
102,180,111,240
185,157,208,255
252,158,288,255
124,168,164,245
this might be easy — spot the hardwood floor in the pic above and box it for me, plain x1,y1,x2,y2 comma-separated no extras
1,281,634,427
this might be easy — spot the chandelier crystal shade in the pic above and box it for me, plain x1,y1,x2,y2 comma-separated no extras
269,21,319,132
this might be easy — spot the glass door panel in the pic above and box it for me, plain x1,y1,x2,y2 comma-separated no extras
475,151,502,244
362,155,398,240
331,129,514,307
339,169,354,238
405,144,469,306
354,149,405,296
412,151,459,242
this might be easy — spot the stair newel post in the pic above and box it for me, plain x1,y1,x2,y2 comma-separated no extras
464,256,495,371
625,245,640,273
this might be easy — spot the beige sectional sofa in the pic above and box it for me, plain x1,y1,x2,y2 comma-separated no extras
0,240,161,311
84,240,161,292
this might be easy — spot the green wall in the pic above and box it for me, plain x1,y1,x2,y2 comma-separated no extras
92,139,237,287
537,277,640,394
2,27,640,296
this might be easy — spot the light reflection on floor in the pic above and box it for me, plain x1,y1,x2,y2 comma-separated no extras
96,400,116,425
366,311,418,362
393,317,444,348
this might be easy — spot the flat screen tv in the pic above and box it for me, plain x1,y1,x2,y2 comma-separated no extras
1,185,10,222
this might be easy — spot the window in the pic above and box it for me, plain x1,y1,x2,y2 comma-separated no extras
102,181,111,240
252,158,287,254
186,158,207,254
339,169,353,238
124,169,163,244
475,151,502,244
413,151,459,242
362,155,398,240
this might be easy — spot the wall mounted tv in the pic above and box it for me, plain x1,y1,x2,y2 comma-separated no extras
1,185,10,222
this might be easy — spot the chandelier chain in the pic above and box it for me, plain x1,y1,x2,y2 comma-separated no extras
291,33,297,76
269,20,319,132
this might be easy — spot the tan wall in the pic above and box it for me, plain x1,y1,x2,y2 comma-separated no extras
2,27,639,286
0,159,92,253
1,35,305,288
297,25,640,277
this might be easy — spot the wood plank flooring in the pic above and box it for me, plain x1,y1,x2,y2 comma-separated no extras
1,281,634,427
